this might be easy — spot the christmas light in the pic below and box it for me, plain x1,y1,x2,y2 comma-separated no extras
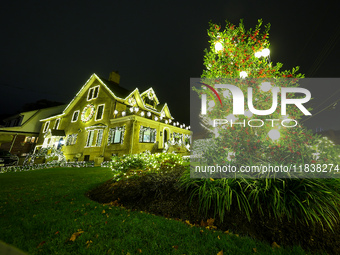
134,107,139,112
260,82,272,92
140,111,145,116
215,42,223,52
255,51,262,58
114,110,118,115
268,129,280,141
155,116,158,121
240,71,248,79
165,120,168,124
147,112,151,117
262,48,270,57
129,107,134,112
122,111,126,117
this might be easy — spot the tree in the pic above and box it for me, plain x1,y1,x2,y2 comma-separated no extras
193,19,339,175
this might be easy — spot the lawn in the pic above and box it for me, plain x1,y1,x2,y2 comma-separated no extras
0,167,310,254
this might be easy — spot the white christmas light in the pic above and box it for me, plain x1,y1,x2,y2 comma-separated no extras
169,119,172,123
140,111,145,116
147,112,151,117
176,122,179,126
262,48,270,57
255,51,262,58
129,107,134,112
122,111,126,117
226,114,238,122
244,110,253,118
215,42,223,52
165,120,168,124
240,71,248,79
134,107,139,112
268,129,280,141
260,82,272,92
114,110,118,115
155,116,158,121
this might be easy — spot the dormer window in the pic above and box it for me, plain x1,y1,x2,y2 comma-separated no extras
87,85,100,100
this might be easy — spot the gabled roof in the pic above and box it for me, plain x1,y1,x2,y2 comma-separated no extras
42,73,174,121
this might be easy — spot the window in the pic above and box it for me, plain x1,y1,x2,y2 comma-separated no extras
24,136,32,143
72,111,79,122
43,121,50,133
86,130,95,147
96,104,104,121
173,132,183,144
87,85,100,100
65,134,78,146
139,126,156,143
54,118,60,129
108,126,125,144
94,86,99,98
95,130,104,147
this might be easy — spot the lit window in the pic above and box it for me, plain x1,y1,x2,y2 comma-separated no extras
72,111,79,122
108,126,125,144
43,121,50,133
65,134,78,146
87,85,100,100
87,88,94,100
86,130,95,147
139,126,156,143
94,86,99,98
54,118,60,129
95,130,104,146
96,104,105,121
24,136,32,143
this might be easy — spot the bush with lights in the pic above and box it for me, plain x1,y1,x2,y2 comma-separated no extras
107,151,189,181
183,19,340,229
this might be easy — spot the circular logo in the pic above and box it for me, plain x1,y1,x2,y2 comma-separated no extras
81,104,95,123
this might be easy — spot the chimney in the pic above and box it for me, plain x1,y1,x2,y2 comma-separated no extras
109,71,120,84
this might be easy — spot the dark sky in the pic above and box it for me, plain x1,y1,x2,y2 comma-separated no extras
1,1,339,129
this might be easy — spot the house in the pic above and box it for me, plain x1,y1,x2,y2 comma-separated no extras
0,105,66,160
36,71,191,163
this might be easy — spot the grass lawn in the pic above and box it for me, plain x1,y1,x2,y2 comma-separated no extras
0,167,310,255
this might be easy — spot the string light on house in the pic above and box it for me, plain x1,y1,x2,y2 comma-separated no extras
140,111,145,116
134,107,139,113
114,110,118,115
122,111,126,117
147,112,151,117
129,107,134,113
154,116,158,121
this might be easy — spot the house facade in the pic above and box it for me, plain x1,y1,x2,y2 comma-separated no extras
0,105,66,160
36,71,191,162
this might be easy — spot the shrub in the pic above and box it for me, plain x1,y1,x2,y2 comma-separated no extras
179,170,340,230
108,152,189,181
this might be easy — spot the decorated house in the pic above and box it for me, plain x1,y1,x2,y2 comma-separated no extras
36,71,191,163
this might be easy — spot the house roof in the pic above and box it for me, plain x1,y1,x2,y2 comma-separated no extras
98,77,132,98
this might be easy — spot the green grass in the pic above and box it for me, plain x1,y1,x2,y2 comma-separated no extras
0,167,310,255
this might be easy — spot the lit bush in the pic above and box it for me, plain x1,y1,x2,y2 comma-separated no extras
108,152,189,181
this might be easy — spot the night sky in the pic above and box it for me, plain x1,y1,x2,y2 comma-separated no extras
1,1,339,130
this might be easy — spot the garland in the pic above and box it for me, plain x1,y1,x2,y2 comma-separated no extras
81,104,95,123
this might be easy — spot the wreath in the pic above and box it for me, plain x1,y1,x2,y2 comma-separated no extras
81,104,95,123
